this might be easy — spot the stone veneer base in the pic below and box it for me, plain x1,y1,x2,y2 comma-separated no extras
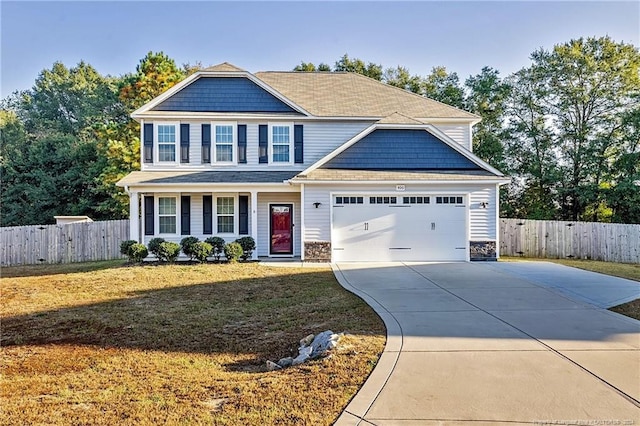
304,241,331,262
470,241,497,261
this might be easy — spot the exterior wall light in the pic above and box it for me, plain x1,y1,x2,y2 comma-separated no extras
313,202,322,208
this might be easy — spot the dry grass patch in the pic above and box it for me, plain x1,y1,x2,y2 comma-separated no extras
1,262,385,425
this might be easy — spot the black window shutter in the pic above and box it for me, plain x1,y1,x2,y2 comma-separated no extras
201,124,211,164
239,195,249,235
143,123,154,163
203,195,213,235
180,123,190,163
144,196,154,235
180,196,191,235
258,124,268,163
237,124,247,164
294,124,304,163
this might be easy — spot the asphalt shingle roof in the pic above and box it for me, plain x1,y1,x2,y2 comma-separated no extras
254,71,479,119
293,169,501,181
116,171,298,186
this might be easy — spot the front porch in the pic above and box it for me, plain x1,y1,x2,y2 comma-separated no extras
126,186,302,260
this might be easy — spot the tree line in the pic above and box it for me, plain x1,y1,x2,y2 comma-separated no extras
1,36,638,226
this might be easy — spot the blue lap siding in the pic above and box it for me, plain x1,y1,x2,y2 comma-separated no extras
152,77,300,113
324,129,480,170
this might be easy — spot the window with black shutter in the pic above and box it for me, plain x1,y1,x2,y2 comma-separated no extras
239,195,249,235
294,124,303,163
181,196,191,235
258,124,268,163
180,124,190,163
144,196,154,235
201,124,211,164
238,124,247,164
203,195,213,234
143,123,153,163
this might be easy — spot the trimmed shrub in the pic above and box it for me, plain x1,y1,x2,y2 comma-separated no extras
192,242,212,263
180,236,200,260
129,243,148,263
157,241,181,263
235,236,256,261
148,237,166,258
204,237,226,261
120,240,137,261
224,242,243,263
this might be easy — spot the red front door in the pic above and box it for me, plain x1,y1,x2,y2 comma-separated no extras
270,204,293,254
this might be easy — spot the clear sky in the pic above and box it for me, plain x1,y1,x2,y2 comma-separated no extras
1,1,638,98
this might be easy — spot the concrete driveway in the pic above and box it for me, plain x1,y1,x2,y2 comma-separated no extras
333,261,640,425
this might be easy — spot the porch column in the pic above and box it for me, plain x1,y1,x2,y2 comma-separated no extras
251,191,258,260
129,191,140,242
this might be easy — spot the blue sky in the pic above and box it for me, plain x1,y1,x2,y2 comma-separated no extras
1,1,638,98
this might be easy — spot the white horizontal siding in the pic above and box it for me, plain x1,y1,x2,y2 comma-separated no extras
469,186,497,240
257,193,301,257
303,183,497,243
142,119,372,171
433,123,471,151
142,191,254,247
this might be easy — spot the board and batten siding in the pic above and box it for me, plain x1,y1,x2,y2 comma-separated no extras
142,120,372,171
432,123,471,151
257,193,301,256
303,184,497,243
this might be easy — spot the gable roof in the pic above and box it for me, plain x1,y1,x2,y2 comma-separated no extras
376,112,426,125
255,71,478,120
203,62,246,72
299,122,504,177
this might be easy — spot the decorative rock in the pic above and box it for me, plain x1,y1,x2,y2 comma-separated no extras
266,360,282,371
277,357,293,368
309,330,340,358
300,334,315,347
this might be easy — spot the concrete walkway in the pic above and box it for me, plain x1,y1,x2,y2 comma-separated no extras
333,261,640,425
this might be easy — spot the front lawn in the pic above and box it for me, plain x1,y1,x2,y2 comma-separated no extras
1,262,385,425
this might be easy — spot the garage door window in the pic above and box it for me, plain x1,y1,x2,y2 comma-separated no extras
436,196,464,204
402,196,430,204
335,196,363,204
370,196,397,204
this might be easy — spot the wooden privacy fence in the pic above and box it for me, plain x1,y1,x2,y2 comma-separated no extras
500,218,640,264
1,220,130,267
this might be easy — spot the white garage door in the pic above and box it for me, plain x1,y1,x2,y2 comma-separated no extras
332,195,467,262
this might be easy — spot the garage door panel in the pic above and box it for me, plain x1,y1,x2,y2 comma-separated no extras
332,194,467,262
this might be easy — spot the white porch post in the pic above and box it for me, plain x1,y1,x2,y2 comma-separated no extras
300,184,305,261
129,191,140,242
251,190,258,260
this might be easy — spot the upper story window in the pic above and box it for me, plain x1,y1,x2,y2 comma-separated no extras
270,124,292,163
213,124,235,163
157,124,177,162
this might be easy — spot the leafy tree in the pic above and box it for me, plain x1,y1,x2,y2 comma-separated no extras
421,66,465,109
507,37,640,221
293,62,332,72
464,67,511,171
95,52,186,218
383,66,422,93
334,54,383,80
19,61,119,136
503,67,560,219
119,51,185,111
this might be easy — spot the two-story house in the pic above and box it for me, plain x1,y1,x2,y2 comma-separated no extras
117,63,508,262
